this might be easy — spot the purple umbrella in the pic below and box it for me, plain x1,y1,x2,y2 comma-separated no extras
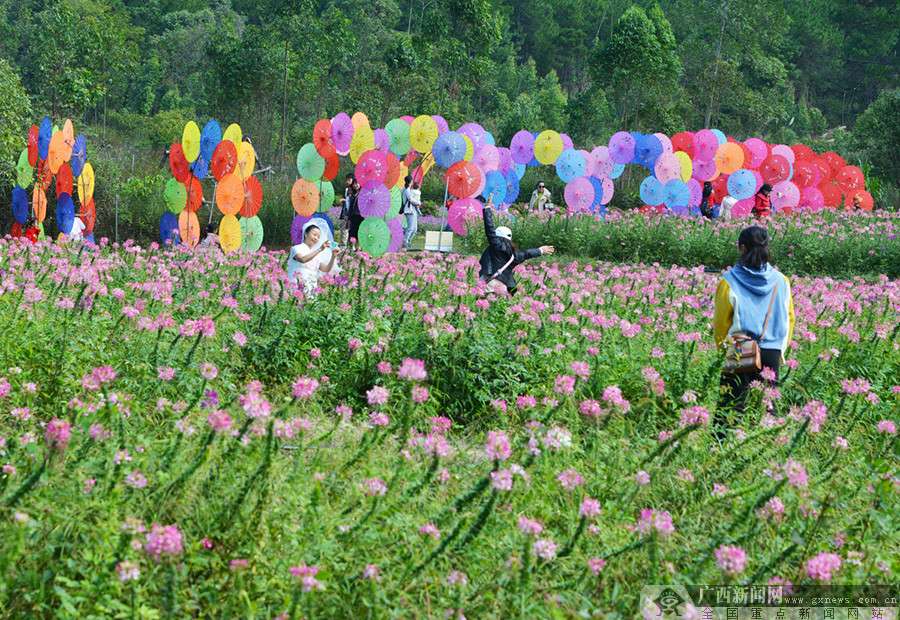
358,181,390,217
497,146,512,172
560,134,574,151
331,113,354,155
591,146,614,178
565,177,595,211
609,131,636,165
473,144,500,172
458,123,486,151
431,115,450,135
600,177,614,205
373,128,391,153
291,214,314,245
510,131,536,165
386,217,403,253
693,129,718,162
687,178,703,207
692,158,718,182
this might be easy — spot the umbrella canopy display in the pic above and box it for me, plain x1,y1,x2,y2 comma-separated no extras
510,130,536,165
760,154,791,185
409,116,439,153
555,149,586,183
534,130,564,165
160,211,180,245
482,170,507,202
349,126,375,163
33,186,47,222
292,179,320,216
182,121,201,163
15,150,31,188
313,119,336,159
373,128,390,153
291,214,314,245
185,175,203,212
57,192,75,234
27,125,39,167
691,158,718,182
211,141,237,180
654,152,681,184
38,118,52,160
77,163,95,204
223,124,242,149
473,144,500,172
170,143,191,182
771,144,795,165
56,163,73,198
12,186,28,224
458,122,487,151
835,165,864,194
216,173,245,216
447,198,483,235
608,131,636,165
316,180,335,213
446,161,482,198
771,181,800,211
693,129,719,161
297,143,326,182
844,189,873,211
219,214,242,252
331,113,354,154
385,118,412,157
237,142,256,177
670,132,694,158
792,160,820,189
356,149,388,185
564,177,594,211
799,187,824,212
200,121,222,162
241,175,263,217
432,131,467,169
358,217,391,256
165,178,188,214
358,181,390,217
664,179,690,209
743,138,769,169
82,198,96,234
727,169,758,200
639,176,665,207
714,142,744,174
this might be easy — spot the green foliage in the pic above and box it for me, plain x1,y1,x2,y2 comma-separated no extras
0,57,31,185
854,89,900,186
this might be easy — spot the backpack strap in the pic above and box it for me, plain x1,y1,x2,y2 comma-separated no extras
759,282,778,342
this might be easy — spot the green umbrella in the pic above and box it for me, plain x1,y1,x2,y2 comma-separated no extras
297,143,325,182
316,180,335,213
16,149,32,188
386,186,402,219
240,215,264,252
358,217,391,257
164,177,188,214
385,118,412,157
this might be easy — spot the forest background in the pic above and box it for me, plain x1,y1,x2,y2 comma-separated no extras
0,0,898,243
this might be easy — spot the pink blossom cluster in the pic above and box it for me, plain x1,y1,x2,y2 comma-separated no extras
144,524,184,561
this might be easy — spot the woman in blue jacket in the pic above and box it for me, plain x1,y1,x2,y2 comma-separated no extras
478,195,553,294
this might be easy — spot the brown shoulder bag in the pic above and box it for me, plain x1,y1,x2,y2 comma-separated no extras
723,282,778,374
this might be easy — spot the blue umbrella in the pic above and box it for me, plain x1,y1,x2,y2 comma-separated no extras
636,134,663,169
71,135,87,178
12,186,28,224
527,132,541,167
57,193,75,234
555,149,586,183
483,170,506,201
639,176,665,207
504,169,520,205
629,132,645,165
85,233,95,244
589,176,605,208
191,152,209,180
664,179,690,209
610,163,625,180
711,128,727,146
309,214,335,238
727,169,757,200
160,211,180,245
432,131,467,169
200,121,222,162
514,163,526,179
484,131,495,146
38,118,52,160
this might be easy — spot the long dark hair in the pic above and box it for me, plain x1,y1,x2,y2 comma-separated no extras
702,181,712,199
738,226,770,270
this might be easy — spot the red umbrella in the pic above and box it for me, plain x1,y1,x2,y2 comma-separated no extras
791,144,817,162
818,182,842,208
760,155,790,185
27,125,39,167
185,174,204,212
313,119,335,159
57,162,73,198
323,154,339,182
812,158,833,183
82,198,96,234
170,143,191,183
384,153,401,188
37,159,53,191
446,161,482,198
211,141,237,181
241,175,263,217
844,189,873,211
11,222,22,238
671,132,694,159
822,151,846,171
711,174,729,204
792,160,819,189
835,165,864,194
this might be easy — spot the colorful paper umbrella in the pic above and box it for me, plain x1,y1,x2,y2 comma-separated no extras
57,193,75,234
510,131,536,165
473,144,500,172
349,126,376,163
384,216,403,253
727,169,757,200
655,133,673,154
77,163,95,204
635,134,663,168
711,174,730,204
331,113,355,155
812,158,833,183
47,132,66,174
710,129,727,146
386,186,402,219
82,198,96,234
36,159,52,191
218,214,241,252
503,169,520,206
12,186,28,224
223,124,242,149
358,181,390,217
715,142,744,174
409,116,439,154
200,121,222,162
27,125,39,167
385,118,412,157
792,160,820,189
446,160,482,198
610,163,625,180
564,177,594,211
819,182,842,208
693,130,718,161
670,132,694,158
184,175,203,212
351,111,369,129
458,123,487,151
675,152,693,182
430,131,465,170
639,205,663,216
181,121,201,163
799,187,824,212
356,149,388,185
170,143,190,182
427,115,447,135
313,119,336,159
160,211,180,245
291,214,314,245
296,143,325,182
38,118,52,160
372,128,390,154
216,173,245,216
727,198,752,218
190,152,209,181
760,155,791,185
384,153,401,188
240,175,262,217
791,144,817,162
482,171,507,202
309,214,335,240
33,186,47,222
56,163,73,198
534,130,564,165
822,151,846,172
844,189,873,211
237,142,256,177
238,215,263,251
559,133,574,152
589,146,611,178
771,181,800,211
16,149,31,188
316,180,335,213
771,144,794,165
358,217,390,256
447,197,483,235
291,179,319,216
692,158,719,182
608,131,636,165
211,141,237,180
639,177,665,207
10,222,23,238
654,152,681,184
835,165,864,194
555,149,586,183
664,179,690,209
742,138,767,169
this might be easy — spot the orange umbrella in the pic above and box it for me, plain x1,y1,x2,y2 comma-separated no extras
179,209,201,247
446,160,481,198
48,131,66,174
215,172,244,216
323,154,339,182
33,186,47,222
313,119,336,159
56,163,73,198
82,198,96,234
291,179,319,216
844,189,873,211
241,175,263,217
185,174,203,212
714,142,744,175
170,143,191,182
384,152,401,188
351,111,370,129
211,141,237,181
62,120,75,160
37,159,53,191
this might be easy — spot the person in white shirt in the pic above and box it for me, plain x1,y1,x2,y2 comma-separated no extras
199,224,219,248
69,214,86,243
402,176,423,249
287,224,341,295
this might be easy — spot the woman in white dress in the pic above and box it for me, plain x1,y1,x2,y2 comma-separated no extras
287,224,340,295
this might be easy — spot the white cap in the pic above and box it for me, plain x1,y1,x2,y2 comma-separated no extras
495,226,512,241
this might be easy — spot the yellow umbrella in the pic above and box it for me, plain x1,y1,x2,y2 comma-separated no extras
420,151,435,176
351,111,370,129
219,214,242,252
349,126,375,163
534,130,564,165
238,142,256,177
182,121,202,163
77,163,95,204
409,115,438,153
675,152,693,182
223,124,242,149
396,163,409,188
62,120,75,161
461,135,474,162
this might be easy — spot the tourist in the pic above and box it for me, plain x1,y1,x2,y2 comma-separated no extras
529,181,552,211
341,173,355,247
69,214,86,243
478,194,554,295
24,217,39,243
401,176,422,249
199,224,219,248
713,226,795,434
752,183,772,220
699,181,715,219
347,179,362,251
851,194,862,211
287,223,341,295
719,195,737,220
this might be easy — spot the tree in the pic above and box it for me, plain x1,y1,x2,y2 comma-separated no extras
0,57,31,184
854,89,900,186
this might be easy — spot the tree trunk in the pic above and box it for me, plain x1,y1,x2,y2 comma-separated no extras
705,3,729,129
279,41,289,173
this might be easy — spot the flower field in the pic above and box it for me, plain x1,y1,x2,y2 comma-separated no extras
0,237,898,618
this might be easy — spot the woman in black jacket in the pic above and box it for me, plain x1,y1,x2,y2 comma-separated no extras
347,179,363,251
478,194,553,294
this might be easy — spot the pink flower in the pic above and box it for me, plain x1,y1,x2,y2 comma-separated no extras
579,497,602,518
712,483,728,497
517,516,543,536
804,552,842,583
757,497,785,522
369,412,389,427
679,406,710,427
240,391,271,420
398,358,428,381
553,375,576,395
491,469,514,491
531,538,558,562
292,376,319,399
363,564,381,583
126,470,148,489
876,420,897,434
144,524,184,561
635,509,675,537
516,395,537,409
289,562,323,592
570,361,591,379
348,338,362,352
485,430,511,461
602,385,631,414
446,570,468,587
490,399,507,412
157,367,175,381
832,436,849,451
411,386,429,403
580,399,603,418
588,557,606,576
207,410,233,432
199,363,218,380
230,559,249,571
377,361,393,375
359,477,387,497
366,386,389,406
795,400,828,433
423,434,449,457
116,560,140,582
715,545,747,576
677,469,695,483
46,418,72,451
83,478,96,494
556,469,585,492
430,416,452,434
634,470,651,485
419,522,441,538
232,332,247,347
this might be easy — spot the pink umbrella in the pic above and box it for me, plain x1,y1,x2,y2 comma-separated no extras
560,134,574,151
331,113,354,155
386,217,404,253
510,131,535,165
743,138,769,169
591,146,614,178
751,169,764,194
373,128,391,153
654,152,682,184
447,197,483,236
687,178,703,207
731,198,755,218
608,132,636,165
692,158,718,182
431,115,450,135
654,133,673,154
458,123,486,151
800,187,824,212
400,115,415,124
474,167,487,198
358,181,390,217
497,147,512,172
771,144,794,165
473,144,500,172
600,177,614,205
356,150,388,185
564,177,594,211
693,129,719,161
771,181,800,211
